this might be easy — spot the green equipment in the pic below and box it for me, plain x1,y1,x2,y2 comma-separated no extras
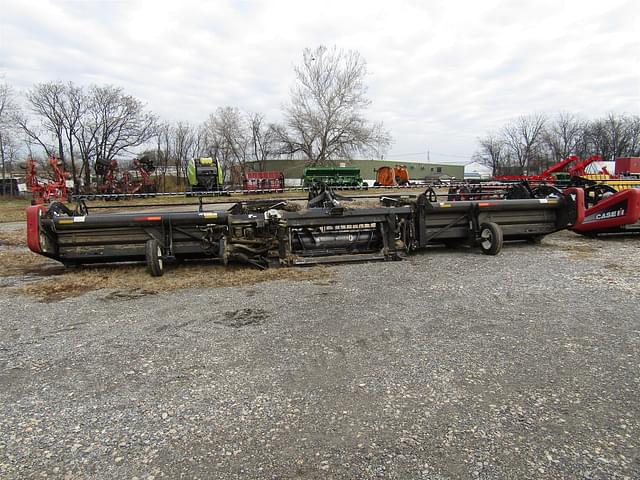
187,157,224,191
302,166,365,188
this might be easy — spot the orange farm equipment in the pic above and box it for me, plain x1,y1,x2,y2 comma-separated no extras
374,165,410,186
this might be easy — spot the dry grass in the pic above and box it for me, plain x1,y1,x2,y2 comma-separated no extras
347,198,385,209
0,227,26,247
5,257,329,302
0,198,31,222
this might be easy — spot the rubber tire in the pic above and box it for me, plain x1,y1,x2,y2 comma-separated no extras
145,239,164,276
479,222,503,255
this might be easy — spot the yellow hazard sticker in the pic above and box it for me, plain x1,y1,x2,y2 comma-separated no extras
202,212,218,219
439,203,452,207
58,219,74,224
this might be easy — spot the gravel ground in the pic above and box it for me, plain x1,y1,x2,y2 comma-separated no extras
1,231,639,479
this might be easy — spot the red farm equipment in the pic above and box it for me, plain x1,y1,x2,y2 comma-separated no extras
614,157,640,176
95,159,120,194
494,155,602,184
567,186,640,236
123,157,157,194
94,156,157,196
242,171,285,193
25,157,71,204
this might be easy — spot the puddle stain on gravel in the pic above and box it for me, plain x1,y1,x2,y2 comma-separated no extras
212,308,270,328
153,309,269,333
102,288,158,301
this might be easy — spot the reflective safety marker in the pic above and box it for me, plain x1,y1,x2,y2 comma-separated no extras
201,212,218,219
58,219,74,225
134,216,162,221
73,216,86,222
478,202,497,207
439,203,452,207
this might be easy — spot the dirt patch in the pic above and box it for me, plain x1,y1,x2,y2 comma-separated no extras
0,250,62,276
9,262,329,302
0,228,26,247
212,308,270,328
543,232,600,260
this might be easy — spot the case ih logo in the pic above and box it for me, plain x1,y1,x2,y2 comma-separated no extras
584,200,627,223
595,208,625,220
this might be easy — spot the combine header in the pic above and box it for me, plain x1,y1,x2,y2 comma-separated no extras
27,187,576,276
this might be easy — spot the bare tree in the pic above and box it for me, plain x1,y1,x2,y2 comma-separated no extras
75,85,158,187
0,82,21,193
202,107,249,183
603,113,631,160
247,112,281,170
543,112,584,163
18,81,67,161
154,122,171,190
172,122,198,186
282,46,391,164
17,82,88,190
625,116,640,156
502,114,546,174
478,113,640,176
474,133,507,177
58,83,85,191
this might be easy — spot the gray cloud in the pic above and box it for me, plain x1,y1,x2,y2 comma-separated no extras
1,0,638,163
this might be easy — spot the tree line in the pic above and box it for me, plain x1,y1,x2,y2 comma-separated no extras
0,46,391,191
474,113,640,177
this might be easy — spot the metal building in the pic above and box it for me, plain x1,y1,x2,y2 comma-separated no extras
245,159,465,185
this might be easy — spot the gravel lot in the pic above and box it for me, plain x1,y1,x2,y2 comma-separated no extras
1,229,639,479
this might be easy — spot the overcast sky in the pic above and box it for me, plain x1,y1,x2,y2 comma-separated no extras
1,0,638,164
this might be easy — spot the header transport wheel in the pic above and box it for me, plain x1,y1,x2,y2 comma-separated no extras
479,222,503,255
145,238,164,276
